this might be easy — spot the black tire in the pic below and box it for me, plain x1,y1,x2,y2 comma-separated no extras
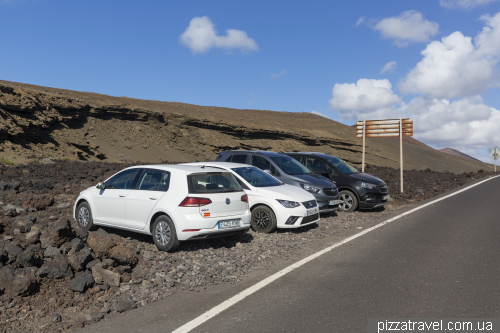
251,205,277,233
338,190,358,212
152,215,180,252
76,201,96,232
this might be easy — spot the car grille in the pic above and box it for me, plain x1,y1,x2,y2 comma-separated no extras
378,185,388,193
302,200,317,208
301,213,319,225
323,188,339,197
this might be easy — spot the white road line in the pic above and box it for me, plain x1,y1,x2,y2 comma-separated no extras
172,175,500,333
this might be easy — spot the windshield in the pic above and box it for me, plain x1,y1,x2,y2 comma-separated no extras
231,167,283,187
270,157,311,175
325,157,359,174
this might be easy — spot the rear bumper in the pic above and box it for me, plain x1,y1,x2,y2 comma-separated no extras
177,213,251,241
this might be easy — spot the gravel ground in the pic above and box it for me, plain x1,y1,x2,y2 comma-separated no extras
0,161,496,332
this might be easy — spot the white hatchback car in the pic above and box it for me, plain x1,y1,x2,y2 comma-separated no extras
73,165,251,251
183,162,320,233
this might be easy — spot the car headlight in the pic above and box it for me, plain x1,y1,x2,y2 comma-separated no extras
358,181,377,190
277,199,301,208
300,183,320,193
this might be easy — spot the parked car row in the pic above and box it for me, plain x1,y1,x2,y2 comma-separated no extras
73,150,390,252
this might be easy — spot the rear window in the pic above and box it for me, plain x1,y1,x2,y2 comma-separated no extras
226,154,247,163
187,173,243,193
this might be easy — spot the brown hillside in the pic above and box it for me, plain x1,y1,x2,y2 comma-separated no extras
0,79,493,173
438,148,481,162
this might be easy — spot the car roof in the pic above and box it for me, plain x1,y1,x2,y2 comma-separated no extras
182,162,252,170
224,150,291,158
122,164,230,174
285,152,333,157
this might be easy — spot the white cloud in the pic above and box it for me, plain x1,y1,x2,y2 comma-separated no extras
440,0,499,10
329,77,500,161
271,70,288,80
373,10,439,47
311,111,330,118
179,16,258,54
356,17,365,27
380,61,397,74
400,12,500,99
405,96,500,163
329,79,403,120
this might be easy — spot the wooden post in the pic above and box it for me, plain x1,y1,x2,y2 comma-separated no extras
400,119,403,193
362,121,365,173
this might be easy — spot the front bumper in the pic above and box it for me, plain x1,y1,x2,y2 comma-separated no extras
359,192,390,209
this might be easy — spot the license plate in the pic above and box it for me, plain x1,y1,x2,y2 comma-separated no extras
306,207,319,216
329,200,342,205
382,195,390,200
218,219,241,229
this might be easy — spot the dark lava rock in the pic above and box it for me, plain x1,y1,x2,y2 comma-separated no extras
0,266,37,297
36,254,73,279
109,244,138,266
43,246,61,258
114,294,135,313
87,229,120,258
0,181,20,192
91,266,120,287
9,215,36,234
14,244,43,268
22,194,54,210
69,271,94,293
41,217,75,248
68,245,93,271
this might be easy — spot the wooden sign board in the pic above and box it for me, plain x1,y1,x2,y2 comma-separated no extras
356,118,413,193
356,119,413,138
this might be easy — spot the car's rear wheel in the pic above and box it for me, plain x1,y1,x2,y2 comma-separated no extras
338,190,358,212
152,215,180,252
251,205,277,233
76,202,96,232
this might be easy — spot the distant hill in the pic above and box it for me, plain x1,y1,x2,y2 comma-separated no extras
0,79,494,173
438,148,481,162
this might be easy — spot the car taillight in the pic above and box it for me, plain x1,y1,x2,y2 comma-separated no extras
179,197,212,207
241,194,248,203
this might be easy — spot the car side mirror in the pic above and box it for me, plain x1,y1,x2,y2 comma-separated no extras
263,169,272,175
96,182,105,190
322,170,332,176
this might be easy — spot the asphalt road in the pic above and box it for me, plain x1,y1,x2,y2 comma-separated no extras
79,176,500,333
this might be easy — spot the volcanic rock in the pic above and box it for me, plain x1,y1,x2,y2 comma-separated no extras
87,229,120,258
36,254,73,279
91,266,120,287
0,266,37,296
69,271,94,293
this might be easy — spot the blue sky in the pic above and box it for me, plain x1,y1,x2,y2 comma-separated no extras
1,0,500,162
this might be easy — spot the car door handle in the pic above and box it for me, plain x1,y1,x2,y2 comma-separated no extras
119,194,126,197
150,197,158,200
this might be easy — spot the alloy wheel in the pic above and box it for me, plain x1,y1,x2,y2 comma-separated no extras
78,207,90,227
155,221,171,246
253,209,270,230
340,193,353,210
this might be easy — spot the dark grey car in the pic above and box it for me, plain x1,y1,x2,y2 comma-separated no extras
215,150,340,213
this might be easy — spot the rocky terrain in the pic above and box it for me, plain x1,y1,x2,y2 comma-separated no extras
0,161,496,332
0,80,493,173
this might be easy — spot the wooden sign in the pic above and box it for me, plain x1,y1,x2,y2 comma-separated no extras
356,118,413,193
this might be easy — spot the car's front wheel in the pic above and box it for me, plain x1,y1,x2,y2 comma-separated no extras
251,205,277,233
338,190,358,212
152,215,180,252
76,201,96,232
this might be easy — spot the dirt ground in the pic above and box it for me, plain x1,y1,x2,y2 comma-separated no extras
0,160,496,332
